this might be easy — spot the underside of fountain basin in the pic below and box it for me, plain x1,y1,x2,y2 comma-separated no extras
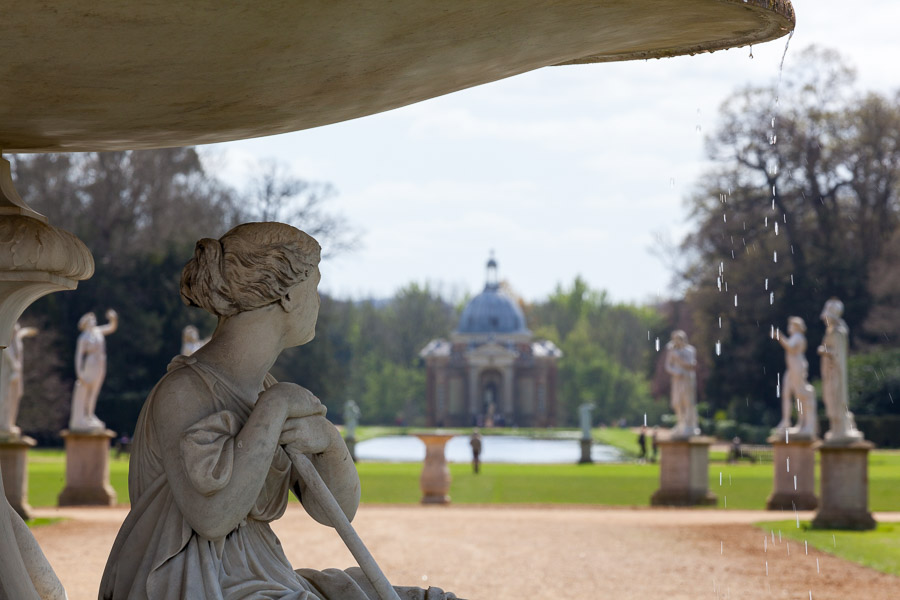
0,0,793,153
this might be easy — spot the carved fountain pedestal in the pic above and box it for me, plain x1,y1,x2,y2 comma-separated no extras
0,434,36,520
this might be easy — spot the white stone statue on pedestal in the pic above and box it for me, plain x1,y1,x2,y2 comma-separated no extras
68,309,118,432
0,322,38,439
775,316,817,438
818,298,863,443
343,399,360,440
665,330,700,439
180,324,210,356
578,402,594,440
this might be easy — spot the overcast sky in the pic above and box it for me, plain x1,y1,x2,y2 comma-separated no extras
203,0,898,305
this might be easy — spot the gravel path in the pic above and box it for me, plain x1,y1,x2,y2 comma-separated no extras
31,505,899,599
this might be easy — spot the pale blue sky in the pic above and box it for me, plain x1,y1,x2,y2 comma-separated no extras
204,0,898,304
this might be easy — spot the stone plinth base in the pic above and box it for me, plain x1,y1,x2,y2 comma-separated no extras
651,436,717,506
58,429,117,507
578,438,592,464
812,439,876,530
0,435,36,520
766,435,817,511
345,437,357,463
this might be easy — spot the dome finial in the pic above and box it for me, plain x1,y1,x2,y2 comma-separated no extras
486,251,498,289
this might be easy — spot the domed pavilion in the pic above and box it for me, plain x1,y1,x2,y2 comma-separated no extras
420,257,561,427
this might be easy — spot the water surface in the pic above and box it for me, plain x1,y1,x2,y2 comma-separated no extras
355,435,623,464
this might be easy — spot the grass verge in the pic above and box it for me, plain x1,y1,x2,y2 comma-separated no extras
25,517,64,527
756,520,900,577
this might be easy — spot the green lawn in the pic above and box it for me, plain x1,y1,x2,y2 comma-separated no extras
27,448,130,507
593,427,642,457
756,520,900,577
23,447,900,511
358,462,662,505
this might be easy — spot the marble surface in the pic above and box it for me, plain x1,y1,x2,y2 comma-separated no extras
0,1,793,152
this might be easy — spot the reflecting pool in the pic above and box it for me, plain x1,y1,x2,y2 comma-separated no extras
355,435,623,464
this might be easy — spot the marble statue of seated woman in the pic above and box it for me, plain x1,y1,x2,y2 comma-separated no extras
100,222,458,600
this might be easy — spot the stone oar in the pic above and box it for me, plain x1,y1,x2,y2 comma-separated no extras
286,448,402,600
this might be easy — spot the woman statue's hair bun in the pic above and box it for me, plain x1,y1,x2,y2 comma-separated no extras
180,223,320,318
181,237,240,316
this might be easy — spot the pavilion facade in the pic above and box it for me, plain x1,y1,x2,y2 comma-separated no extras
420,258,561,427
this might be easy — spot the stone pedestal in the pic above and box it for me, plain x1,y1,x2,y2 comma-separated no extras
651,436,716,506
345,437,357,463
578,438,592,464
415,433,454,505
58,429,117,506
812,439,876,530
766,434,817,510
0,436,36,520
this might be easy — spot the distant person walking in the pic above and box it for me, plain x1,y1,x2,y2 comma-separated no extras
650,427,659,462
637,426,647,461
470,429,483,474
729,436,742,463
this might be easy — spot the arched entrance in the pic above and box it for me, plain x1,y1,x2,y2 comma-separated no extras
478,369,503,427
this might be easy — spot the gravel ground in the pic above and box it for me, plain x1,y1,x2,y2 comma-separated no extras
30,504,899,599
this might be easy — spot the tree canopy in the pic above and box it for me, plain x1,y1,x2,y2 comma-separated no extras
676,46,900,426
528,277,665,426
11,149,357,441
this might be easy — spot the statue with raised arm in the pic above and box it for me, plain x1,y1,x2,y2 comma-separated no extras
665,330,700,439
774,317,817,438
180,325,210,356
68,309,118,432
0,322,38,439
100,223,458,600
818,298,863,443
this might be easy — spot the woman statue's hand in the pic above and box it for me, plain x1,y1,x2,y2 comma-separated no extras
279,415,337,455
260,382,327,419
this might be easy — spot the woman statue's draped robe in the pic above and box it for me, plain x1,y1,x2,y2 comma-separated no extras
100,356,455,600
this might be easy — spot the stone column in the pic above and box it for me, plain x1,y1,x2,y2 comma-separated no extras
766,434,817,510
812,439,876,530
415,433,454,504
651,436,717,506
502,367,514,420
58,429,117,506
0,436,36,520
434,371,446,426
467,366,479,424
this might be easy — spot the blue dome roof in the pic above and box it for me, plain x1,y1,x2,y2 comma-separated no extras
457,283,529,335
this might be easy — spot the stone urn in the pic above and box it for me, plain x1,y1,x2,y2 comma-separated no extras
415,432,455,504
